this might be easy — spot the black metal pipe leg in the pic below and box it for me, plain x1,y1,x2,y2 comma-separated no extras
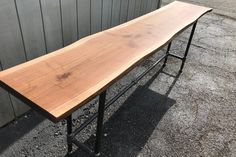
94,91,107,156
179,21,197,73
162,42,172,68
66,115,73,154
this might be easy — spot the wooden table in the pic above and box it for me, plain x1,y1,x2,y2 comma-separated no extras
0,1,212,156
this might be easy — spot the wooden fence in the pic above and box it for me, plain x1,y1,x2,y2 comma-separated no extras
0,0,161,127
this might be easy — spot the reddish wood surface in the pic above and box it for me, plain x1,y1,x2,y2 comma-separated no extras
0,1,212,122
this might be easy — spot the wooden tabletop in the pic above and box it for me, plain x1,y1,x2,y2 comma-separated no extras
0,1,212,122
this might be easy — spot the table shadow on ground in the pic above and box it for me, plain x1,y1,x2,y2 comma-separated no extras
71,71,179,157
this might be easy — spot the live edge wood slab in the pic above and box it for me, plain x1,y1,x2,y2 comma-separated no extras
0,1,212,122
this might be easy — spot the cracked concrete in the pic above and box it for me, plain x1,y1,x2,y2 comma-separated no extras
0,0,235,157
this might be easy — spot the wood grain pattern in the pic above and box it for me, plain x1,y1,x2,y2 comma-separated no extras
0,1,212,122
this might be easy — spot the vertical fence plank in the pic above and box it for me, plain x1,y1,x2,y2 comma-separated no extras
0,0,30,118
151,0,158,11
157,0,162,8
78,0,91,38
16,0,46,60
146,0,152,13
111,0,121,27
0,87,14,127
120,0,129,24
140,0,147,15
40,0,63,52
127,0,135,20
0,1,26,68
91,0,102,34
0,65,15,127
102,0,112,30
134,0,142,18
61,0,77,46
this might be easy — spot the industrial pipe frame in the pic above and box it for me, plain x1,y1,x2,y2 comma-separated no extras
66,21,198,156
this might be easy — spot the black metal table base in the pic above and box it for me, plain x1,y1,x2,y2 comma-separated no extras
65,21,198,156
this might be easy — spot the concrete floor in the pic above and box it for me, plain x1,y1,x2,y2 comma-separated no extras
0,0,235,157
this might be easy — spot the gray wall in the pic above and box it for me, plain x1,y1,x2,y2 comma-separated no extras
0,0,161,127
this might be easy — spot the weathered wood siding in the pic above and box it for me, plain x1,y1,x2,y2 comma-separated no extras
0,0,161,127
